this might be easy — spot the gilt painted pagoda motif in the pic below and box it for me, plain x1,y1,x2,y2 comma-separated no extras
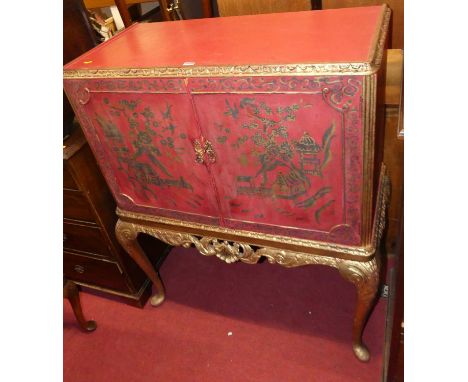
194,88,347,236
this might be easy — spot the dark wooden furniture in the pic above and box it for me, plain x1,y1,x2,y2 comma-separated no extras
383,77,403,381
64,278,97,331
64,125,170,307
322,0,403,49
84,0,180,23
216,0,310,16
382,49,403,254
385,211,404,381
64,0,170,307
64,0,98,137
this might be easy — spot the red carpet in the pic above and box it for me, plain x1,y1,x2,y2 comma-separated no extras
64,247,387,381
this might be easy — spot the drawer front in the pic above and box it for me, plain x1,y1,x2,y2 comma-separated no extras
63,190,96,223
63,167,79,190
64,251,128,292
63,221,112,258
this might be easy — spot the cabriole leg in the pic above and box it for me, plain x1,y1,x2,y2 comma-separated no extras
64,279,97,332
337,256,379,362
115,219,166,306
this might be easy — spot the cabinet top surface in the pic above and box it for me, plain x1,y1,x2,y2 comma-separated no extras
64,5,387,73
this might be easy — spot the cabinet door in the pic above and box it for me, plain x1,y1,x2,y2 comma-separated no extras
64,78,220,225
189,76,364,244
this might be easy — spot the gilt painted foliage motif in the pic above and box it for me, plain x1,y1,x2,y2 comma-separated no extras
83,90,220,219
195,92,345,232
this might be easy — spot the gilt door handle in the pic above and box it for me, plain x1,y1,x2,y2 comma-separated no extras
194,139,205,164
194,138,216,164
204,140,216,164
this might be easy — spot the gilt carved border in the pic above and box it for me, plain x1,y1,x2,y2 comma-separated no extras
116,219,378,274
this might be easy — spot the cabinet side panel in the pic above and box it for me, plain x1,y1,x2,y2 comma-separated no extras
64,78,220,225
190,76,364,245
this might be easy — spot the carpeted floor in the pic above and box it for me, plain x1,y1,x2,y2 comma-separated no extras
64,247,387,382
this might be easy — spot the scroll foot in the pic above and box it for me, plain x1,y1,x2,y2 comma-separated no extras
150,292,166,307
338,257,379,362
353,343,370,362
116,219,166,307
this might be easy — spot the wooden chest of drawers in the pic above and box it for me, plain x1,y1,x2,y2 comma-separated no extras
64,5,390,361
63,126,170,306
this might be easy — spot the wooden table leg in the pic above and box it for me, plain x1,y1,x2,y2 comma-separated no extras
64,280,97,332
114,0,133,28
337,256,379,362
201,0,213,17
115,219,166,306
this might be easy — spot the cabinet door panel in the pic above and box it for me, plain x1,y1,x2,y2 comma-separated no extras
191,76,363,244
64,79,219,224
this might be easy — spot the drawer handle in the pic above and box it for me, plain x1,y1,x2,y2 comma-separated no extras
74,265,85,274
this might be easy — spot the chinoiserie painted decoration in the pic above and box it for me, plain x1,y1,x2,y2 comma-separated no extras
65,75,364,245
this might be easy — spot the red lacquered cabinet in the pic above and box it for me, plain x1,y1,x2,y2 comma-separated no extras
64,5,391,362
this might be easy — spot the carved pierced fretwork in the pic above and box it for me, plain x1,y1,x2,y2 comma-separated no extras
131,224,253,264
115,222,345,267
256,248,339,268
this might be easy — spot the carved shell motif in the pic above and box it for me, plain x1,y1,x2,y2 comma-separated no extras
134,225,257,265
194,238,255,264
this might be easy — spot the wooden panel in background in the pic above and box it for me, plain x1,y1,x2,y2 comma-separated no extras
385,49,404,105
322,0,403,49
217,0,310,16
63,0,98,136
382,49,403,254
181,0,214,19
84,0,155,8
386,209,404,381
